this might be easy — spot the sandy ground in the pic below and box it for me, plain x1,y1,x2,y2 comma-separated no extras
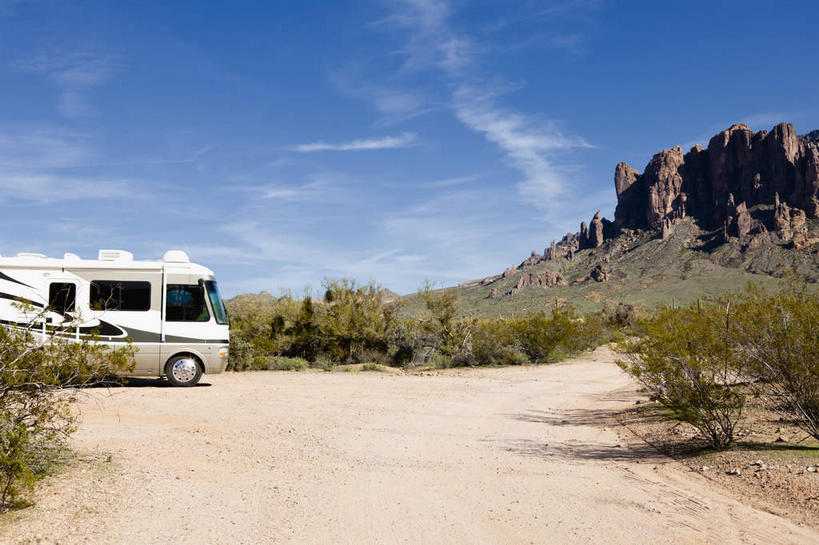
2,348,817,545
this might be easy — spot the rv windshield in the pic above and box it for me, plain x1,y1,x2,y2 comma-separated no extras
204,280,228,325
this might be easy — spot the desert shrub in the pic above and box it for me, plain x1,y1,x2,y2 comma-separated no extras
264,356,309,371
611,303,636,328
471,319,528,366
510,306,580,363
731,283,819,440
617,302,744,449
226,292,302,370
387,318,440,367
361,362,383,372
0,317,134,509
228,279,626,370
418,284,473,364
573,310,622,352
312,355,334,372
321,280,394,363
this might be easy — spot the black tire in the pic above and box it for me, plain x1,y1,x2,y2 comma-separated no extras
165,355,203,387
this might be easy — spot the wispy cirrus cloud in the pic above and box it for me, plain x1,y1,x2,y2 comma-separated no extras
230,175,346,203
292,132,417,152
0,172,133,203
0,125,148,204
452,85,591,208
14,49,119,118
378,0,592,211
0,126,93,169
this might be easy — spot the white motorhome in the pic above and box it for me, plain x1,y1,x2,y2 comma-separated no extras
0,249,229,386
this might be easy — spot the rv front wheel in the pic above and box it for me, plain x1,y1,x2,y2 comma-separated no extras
165,355,202,387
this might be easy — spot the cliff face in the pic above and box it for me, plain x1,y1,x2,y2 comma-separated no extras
535,122,819,264
614,122,819,231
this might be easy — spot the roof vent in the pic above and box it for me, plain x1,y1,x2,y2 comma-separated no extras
162,250,190,263
63,253,81,261
98,249,134,262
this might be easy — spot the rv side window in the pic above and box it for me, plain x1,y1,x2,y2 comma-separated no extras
49,283,76,314
166,285,210,322
90,281,151,311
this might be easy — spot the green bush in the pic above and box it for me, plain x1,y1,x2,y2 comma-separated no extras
471,319,527,366
226,278,625,370
617,302,745,449
731,283,819,440
510,306,580,363
0,316,134,510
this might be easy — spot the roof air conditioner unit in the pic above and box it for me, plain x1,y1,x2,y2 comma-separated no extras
162,250,190,263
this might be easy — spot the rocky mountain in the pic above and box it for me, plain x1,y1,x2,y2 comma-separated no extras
546,122,819,259
455,122,819,314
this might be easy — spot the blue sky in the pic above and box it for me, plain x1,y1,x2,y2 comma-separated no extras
0,0,817,297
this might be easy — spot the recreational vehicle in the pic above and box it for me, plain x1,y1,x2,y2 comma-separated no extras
0,249,229,386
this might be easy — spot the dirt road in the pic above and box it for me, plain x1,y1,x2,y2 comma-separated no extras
2,349,816,544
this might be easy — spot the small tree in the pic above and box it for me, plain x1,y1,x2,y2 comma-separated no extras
618,302,744,449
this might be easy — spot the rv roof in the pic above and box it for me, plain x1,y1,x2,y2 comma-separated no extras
0,250,214,276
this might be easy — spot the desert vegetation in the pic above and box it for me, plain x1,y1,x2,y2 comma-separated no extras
0,308,134,510
618,282,819,450
226,280,631,371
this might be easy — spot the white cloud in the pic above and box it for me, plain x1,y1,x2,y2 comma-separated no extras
293,132,417,152
227,172,351,204
15,50,119,118
417,175,477,188
0,172,133,203
0,126,93,169
328,68,434,125
453,85,591,209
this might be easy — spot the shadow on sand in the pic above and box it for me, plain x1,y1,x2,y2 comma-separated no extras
502,438,664,462
84,377,212,389
497,407,668,463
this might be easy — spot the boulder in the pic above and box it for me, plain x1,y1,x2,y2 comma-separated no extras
590,264,608,282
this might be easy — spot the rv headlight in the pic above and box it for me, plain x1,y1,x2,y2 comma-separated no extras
218,347,229,358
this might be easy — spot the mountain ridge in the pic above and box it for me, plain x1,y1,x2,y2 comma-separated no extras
451,122,819,315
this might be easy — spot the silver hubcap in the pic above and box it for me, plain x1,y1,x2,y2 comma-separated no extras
171,358,197,383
